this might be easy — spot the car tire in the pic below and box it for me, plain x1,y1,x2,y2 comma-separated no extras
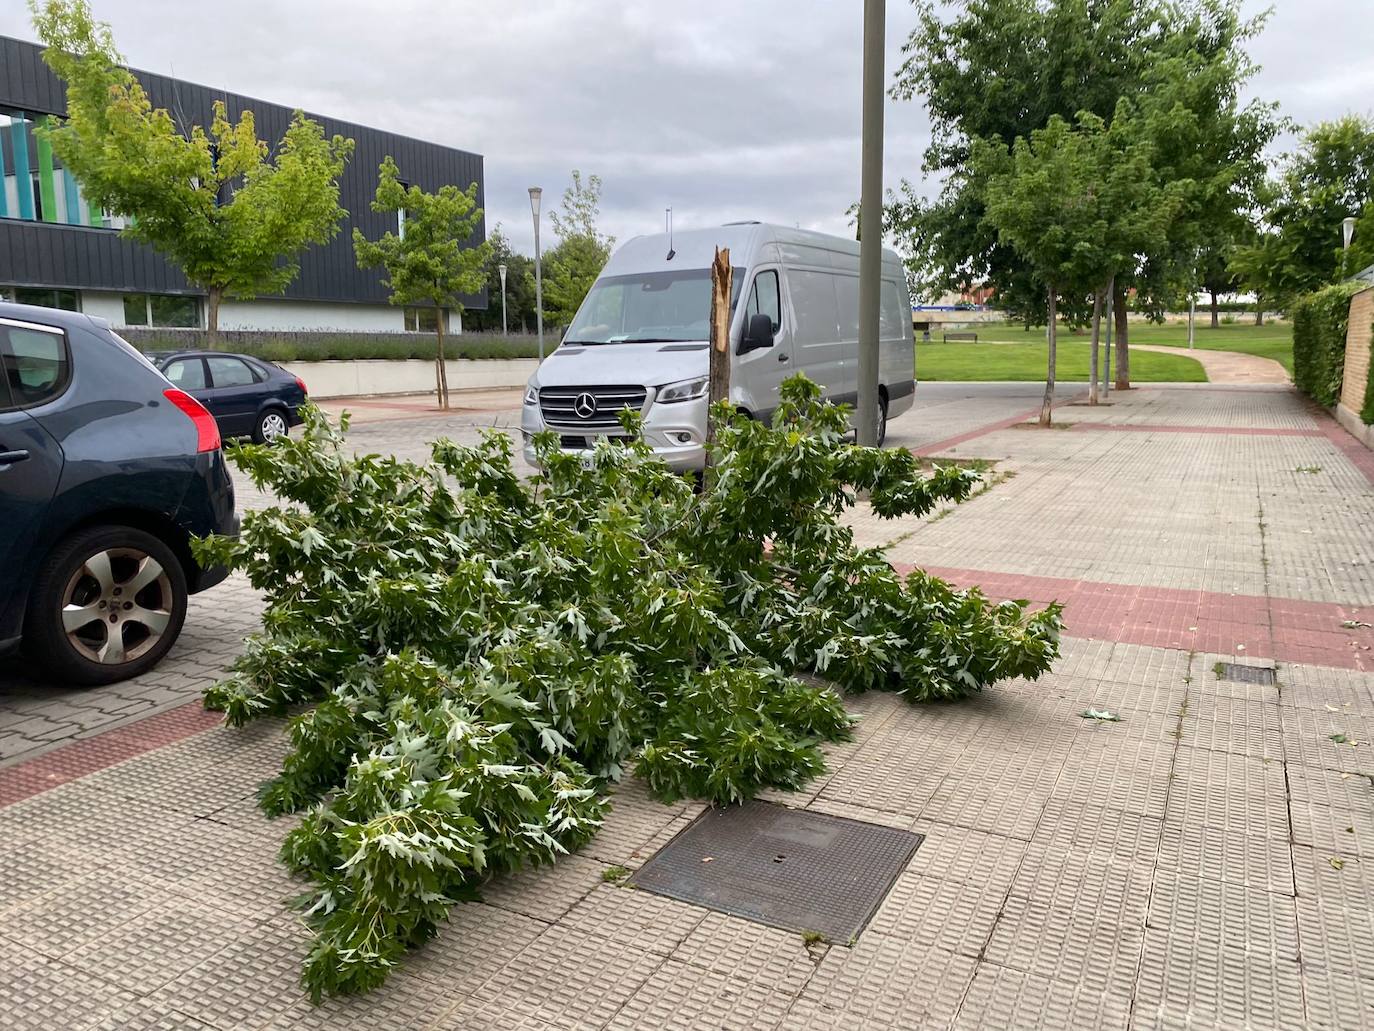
25,525,188,686
253,407,290,444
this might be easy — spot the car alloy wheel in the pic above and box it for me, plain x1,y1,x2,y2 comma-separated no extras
60,548,174,665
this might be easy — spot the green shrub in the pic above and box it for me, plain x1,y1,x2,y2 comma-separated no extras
121,328,542,361
196,376,1063,1001
1291,283,1362,406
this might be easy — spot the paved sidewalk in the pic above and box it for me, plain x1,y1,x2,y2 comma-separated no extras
3,381,1374,1029
1131,344,1291,384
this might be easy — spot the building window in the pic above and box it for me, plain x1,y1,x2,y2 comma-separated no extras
2,286,80,311
121,293,201,328
404,306,445,333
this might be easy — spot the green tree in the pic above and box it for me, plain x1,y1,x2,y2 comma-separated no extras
463,225,537,334
31,0,353,341
891,0,1275,389
353,157,492,409
540,170,613,327
1235,116,1374,309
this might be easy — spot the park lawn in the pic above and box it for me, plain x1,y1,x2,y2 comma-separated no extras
964,319,1294,374
917,338,1208,382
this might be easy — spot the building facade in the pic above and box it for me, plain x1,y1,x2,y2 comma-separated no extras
0,35,486,332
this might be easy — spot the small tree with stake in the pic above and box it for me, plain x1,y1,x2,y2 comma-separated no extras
353,157,492,409
31,0,353,343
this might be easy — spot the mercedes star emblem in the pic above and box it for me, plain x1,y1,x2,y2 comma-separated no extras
573,392,598,419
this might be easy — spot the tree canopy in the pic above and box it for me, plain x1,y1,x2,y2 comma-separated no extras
31,0,353,336
541,170,614,327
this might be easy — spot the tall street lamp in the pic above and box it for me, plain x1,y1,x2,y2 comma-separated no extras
529,187,545,360
856,0,886,447
1343,215,1358,277
498,262,508,336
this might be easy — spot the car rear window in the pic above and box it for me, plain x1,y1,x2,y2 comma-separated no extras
165,358,208,390
0,323,70,407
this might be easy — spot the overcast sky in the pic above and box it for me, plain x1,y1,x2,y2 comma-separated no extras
3,1,1372,256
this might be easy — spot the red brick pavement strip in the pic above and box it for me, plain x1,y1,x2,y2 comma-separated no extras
912,405,1046,457
1064,422,1325,437
897,562,1374,672
0,701,220,808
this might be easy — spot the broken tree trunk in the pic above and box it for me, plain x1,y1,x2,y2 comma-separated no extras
704,246,733,467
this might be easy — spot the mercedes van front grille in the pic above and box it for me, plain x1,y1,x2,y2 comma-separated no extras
539,385,648,433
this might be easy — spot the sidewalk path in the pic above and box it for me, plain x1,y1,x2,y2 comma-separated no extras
3,382,1374,1030
1131,343,1291,384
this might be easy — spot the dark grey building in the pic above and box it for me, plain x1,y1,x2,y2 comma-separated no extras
0,35,486,331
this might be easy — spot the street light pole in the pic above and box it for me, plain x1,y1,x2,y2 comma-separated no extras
1343,215,1358,277
498,263,508,336
529,187,545,360
856,0,886,447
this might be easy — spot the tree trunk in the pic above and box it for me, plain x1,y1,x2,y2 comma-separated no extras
206,287,222,346
704,246,733,468
1210,289,1219,329
1040,286,1057,426
1088,286,1103,406
1113,281,1130,390
1255,298,1264,326
434,312,451,410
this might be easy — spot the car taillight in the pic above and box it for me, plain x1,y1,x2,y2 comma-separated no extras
294,375,308,395
163,388,221,452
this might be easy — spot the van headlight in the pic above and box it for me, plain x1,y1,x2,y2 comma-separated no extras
656,376,708,403
523,384,540,405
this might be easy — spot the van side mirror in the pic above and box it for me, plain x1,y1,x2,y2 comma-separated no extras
739,312,775,354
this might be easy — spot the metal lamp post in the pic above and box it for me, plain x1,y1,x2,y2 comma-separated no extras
1343,216,1358,277
498,263,508,335
529,187,545,360
856,0,886,447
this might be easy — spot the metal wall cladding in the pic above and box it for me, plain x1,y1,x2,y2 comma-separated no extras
0,35,487,309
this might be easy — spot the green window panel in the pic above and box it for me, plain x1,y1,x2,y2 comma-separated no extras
36,117,58,223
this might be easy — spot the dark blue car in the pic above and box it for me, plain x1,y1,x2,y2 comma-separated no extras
154,350,307,443
0,303,237,685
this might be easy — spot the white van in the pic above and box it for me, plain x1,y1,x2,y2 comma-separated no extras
520,222,915,472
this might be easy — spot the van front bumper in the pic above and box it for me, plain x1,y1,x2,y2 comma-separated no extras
521,394,708,473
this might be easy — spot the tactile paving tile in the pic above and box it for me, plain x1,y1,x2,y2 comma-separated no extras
983,894,1145,997
478,853,606,922
1029,798,1162,863
1051,739,1174,816
563,884,706,955
0,838,111,915
406,902,548,991
580,777,698,868
448,924,667,1031
261,970,466,1031
628,802,920,942
816,738,954,816
1297,895,1374,973
1134,926,1307,1030
3,870,170,958
603,958,796,1031
780,998,901,1031
1157,823,1294,895
865,865,1007,957
0,935,137,1031
1302,964,1374,1031
920,778,1050,841
904,822,1027,888
675,911,821,993
1178,695,1285,759
1163,769,1291,841
1282,709,1374,775
1290,794,1374,856
1146,872,1300,960
86,1001,219,1030
952,962,1132,1031
798,935,976,1028
1009,844,1153,925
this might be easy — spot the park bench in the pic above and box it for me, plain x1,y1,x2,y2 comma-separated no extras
943,331,978,343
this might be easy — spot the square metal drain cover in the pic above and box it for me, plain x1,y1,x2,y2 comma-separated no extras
1217,662,1276,685
628,800,922,942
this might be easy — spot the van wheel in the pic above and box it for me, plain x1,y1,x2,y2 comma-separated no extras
25,526,188,685
873,395,888,448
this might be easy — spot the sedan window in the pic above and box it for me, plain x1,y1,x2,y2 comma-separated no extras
165,358,207,390
206,357,257,388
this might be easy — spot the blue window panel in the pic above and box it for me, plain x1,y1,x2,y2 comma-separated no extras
9,113,35,220
62,167,83,225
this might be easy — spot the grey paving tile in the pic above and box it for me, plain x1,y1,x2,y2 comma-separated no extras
798,936,976,1030
984,894,1144,998
603,958,797,1031
1146,872,1300,960
953,963,1132,1031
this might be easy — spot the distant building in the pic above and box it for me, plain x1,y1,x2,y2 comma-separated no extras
0,35,486,332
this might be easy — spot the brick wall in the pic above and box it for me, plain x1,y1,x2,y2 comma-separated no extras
1340,288,1373,416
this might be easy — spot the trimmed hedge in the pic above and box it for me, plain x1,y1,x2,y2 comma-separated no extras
1291,283,1362,407
118,328,543,362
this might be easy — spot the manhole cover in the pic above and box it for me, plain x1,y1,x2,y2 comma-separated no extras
628,800,922,942
1217,662,1276,685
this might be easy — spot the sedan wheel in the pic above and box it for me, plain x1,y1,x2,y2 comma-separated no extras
255,409,289,443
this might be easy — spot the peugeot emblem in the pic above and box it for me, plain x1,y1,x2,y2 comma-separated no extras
573,392,598,419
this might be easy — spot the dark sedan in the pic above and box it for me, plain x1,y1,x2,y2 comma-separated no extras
154,350,308,443
0,303,238,684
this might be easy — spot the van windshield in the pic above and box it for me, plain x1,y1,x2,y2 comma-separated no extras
563,268,743,345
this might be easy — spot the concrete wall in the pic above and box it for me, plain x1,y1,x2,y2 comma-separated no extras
1338,288,1374,450
283,358,538,399
217,299,407,333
